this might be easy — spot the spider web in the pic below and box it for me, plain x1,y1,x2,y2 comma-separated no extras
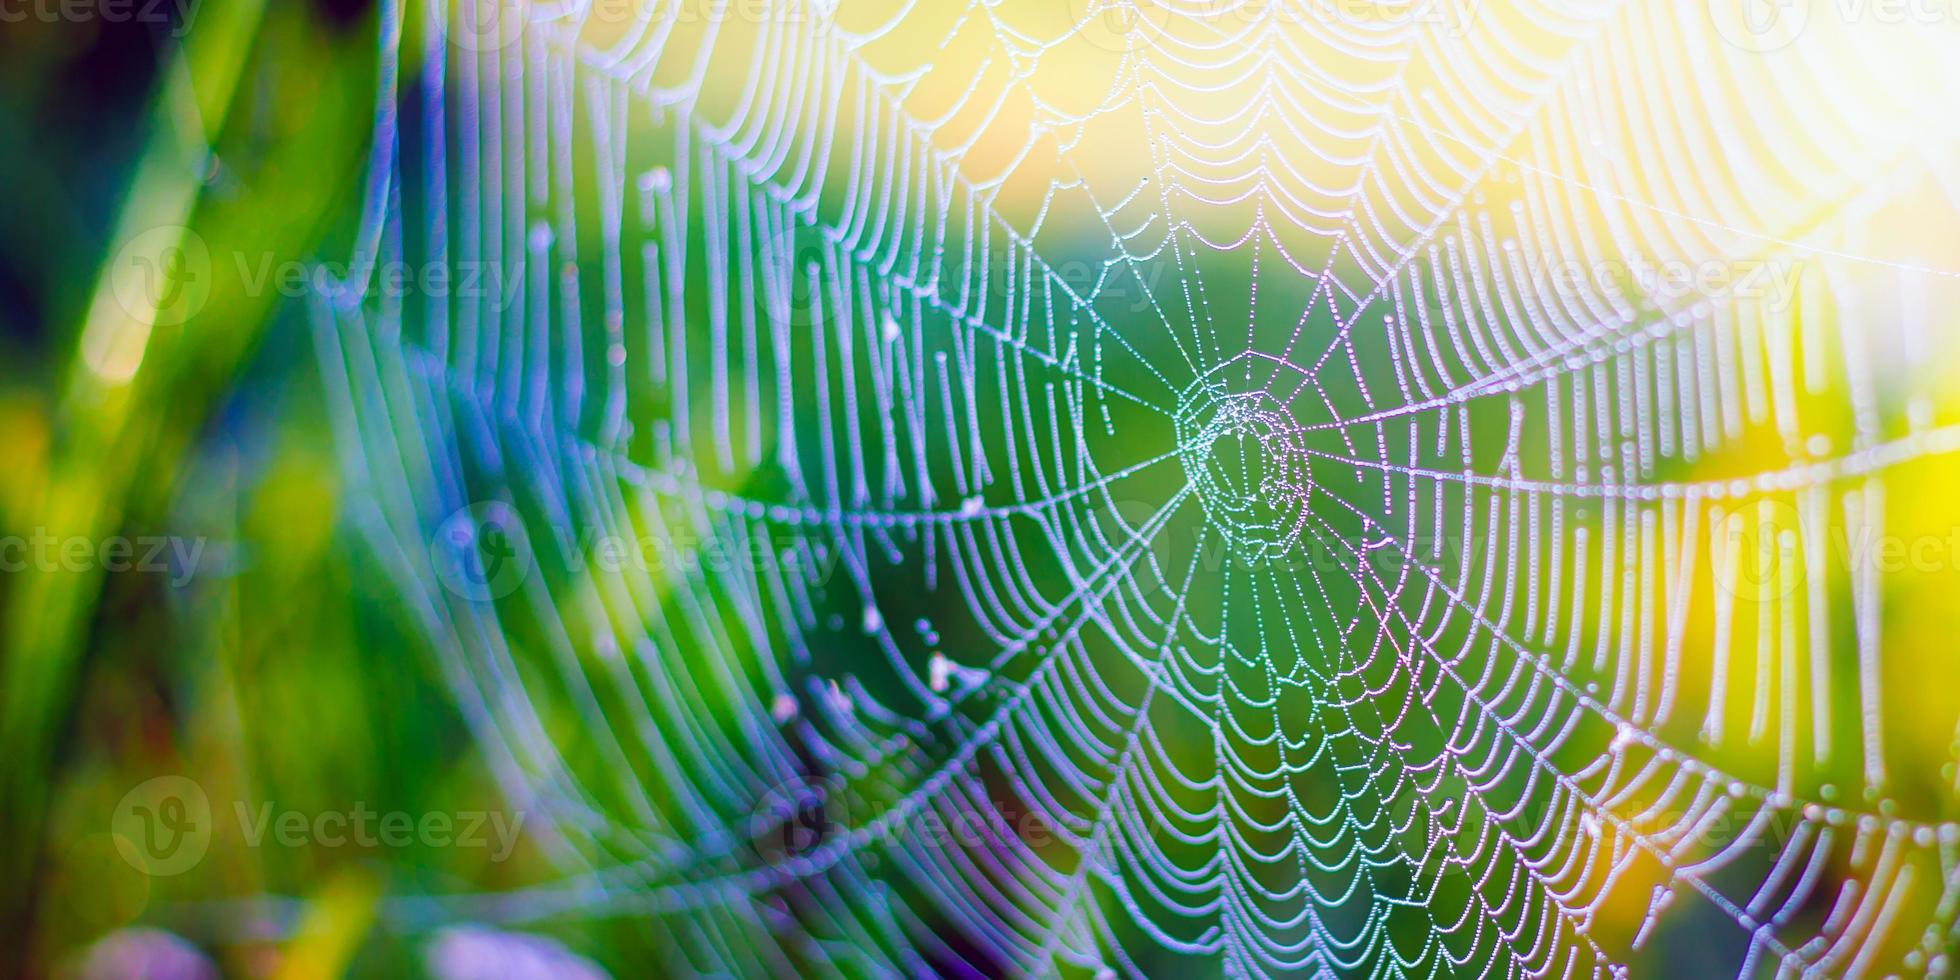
312,0,1960,974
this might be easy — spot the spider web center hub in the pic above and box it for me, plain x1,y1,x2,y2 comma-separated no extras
1174,383,1314,563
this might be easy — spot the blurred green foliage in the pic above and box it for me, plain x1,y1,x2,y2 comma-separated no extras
0,3,626,975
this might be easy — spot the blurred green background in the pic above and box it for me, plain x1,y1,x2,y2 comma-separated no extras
0,3,627,975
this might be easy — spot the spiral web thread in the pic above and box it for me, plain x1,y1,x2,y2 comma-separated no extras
313,0,1960,975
